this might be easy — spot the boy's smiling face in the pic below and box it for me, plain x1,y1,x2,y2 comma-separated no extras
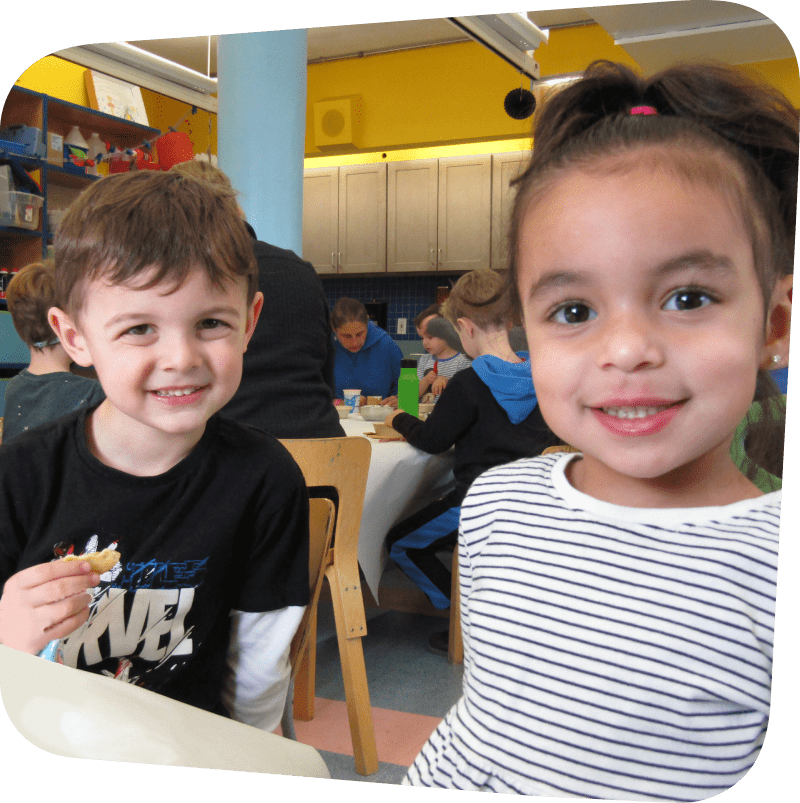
52,266,262,461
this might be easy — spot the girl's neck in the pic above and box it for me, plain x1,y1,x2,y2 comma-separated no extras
567,444,764,508
475,328,522,363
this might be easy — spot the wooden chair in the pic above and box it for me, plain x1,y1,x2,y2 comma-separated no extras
281,496,336,741
448,547,463,664
279,437,378,776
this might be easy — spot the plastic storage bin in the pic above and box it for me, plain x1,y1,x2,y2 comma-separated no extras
0,191,43,230
0,125,46,159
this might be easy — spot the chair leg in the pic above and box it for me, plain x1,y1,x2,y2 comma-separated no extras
280,679,298,740
326,564,379,776
293,606,318,721
448,548,463,665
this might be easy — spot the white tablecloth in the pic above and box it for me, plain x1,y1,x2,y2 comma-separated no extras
340,417,455,599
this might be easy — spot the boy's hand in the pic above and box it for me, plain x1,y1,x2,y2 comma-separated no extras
418,370,436,397
0,561,99,654
430,376,449,397
381,396,398,409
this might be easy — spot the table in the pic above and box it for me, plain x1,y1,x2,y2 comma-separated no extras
0,643,330,777
340,417,455,599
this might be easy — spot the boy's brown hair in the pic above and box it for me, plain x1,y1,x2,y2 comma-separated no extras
414,303,441,331
441,269,511,329
6,260,60,349
54,170,257,318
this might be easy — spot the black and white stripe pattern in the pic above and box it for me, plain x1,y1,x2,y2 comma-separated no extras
406,453,780,800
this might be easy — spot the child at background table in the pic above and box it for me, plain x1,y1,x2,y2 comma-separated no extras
0,171,309,730
2,260,105,444
405,60,794,798
384,269,559,653
414,303,471,401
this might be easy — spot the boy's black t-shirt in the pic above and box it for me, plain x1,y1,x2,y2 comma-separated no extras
0,406,309,712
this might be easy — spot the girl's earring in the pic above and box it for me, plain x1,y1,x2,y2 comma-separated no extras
772,355,782,365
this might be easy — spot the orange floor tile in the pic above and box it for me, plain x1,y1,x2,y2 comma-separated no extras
294,697,442,767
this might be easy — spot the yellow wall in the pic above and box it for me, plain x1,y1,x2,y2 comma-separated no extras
11,24,799,164
13,55,217,155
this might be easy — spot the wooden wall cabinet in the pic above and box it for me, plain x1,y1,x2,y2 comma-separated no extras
305,150,527,277
386,158,438,272
491,151,530,271
437,155,491,272
302,163,387,274
386,155,493,274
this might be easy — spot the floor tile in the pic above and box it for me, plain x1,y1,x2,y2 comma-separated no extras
295,697,441,767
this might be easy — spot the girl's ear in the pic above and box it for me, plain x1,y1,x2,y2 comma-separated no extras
761,274,792,369
456,317,474,339
48,307,93,367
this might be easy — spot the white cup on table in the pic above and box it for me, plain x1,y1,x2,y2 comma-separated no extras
342,389,362,416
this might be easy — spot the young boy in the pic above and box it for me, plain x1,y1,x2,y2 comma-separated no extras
414,304,470,400
0,171,309,729
385,270,559,653
3,260,105,444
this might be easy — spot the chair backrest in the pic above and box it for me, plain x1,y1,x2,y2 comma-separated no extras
289,496,336,672
279,437,372,634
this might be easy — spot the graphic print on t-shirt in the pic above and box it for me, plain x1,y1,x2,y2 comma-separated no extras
55,534,208,688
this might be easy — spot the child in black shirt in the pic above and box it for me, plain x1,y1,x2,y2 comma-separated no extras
0,171,309,728
384,270,558,626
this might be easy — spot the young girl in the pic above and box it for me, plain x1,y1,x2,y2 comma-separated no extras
405,60,794,799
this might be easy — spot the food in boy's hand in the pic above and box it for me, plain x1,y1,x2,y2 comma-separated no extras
62,548,120,574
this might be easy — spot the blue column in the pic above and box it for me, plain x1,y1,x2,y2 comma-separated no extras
217,30,307,254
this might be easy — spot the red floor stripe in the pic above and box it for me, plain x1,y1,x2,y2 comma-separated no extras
292,697,441,767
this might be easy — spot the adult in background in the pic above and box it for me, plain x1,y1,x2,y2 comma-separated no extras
170,161,344,438
332,297,402,407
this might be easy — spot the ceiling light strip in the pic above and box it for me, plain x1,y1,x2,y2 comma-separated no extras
55,45,218,113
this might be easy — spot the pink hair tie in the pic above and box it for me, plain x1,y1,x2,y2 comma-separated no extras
630,105,658,116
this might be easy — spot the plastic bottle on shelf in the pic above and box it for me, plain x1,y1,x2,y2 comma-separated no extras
87,133,108,176
397,358,420,417
64,126,89,172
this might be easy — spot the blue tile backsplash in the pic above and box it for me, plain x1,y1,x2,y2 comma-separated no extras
321,274,462,341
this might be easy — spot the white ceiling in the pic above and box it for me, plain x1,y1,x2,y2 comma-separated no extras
125,2,795,79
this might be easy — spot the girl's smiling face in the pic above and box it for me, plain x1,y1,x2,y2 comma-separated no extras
517,159,787,506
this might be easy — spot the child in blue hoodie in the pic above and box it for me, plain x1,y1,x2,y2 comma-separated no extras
384,270,558,648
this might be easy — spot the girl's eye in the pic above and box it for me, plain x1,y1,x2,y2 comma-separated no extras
550,302,597,325
124,323,154,336
662,288,716,312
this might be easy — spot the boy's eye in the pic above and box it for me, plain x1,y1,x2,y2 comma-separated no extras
199,318,225,330
550,302,596,325
662,288,716,312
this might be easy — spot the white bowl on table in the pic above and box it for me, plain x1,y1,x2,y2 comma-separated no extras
360,405,392,422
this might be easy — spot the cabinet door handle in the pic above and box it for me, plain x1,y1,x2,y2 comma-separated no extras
430,248,435,266
438,248,442,266
338,252,341,271
331,252,336,267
